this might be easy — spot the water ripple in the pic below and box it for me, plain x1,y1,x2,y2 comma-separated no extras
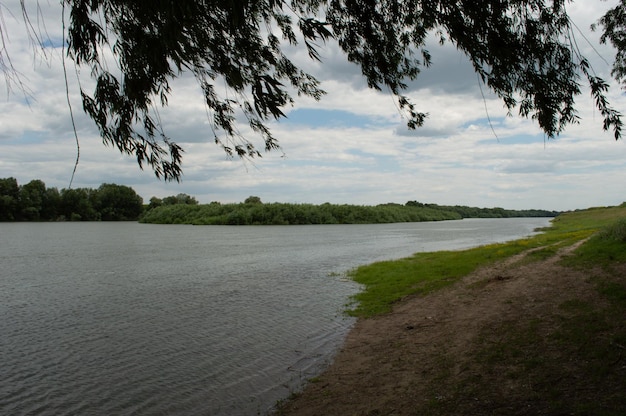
0,219,550,415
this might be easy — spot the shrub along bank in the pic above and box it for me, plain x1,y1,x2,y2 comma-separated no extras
139,199,558,225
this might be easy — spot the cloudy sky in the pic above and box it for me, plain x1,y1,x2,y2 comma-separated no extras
1,1,625,211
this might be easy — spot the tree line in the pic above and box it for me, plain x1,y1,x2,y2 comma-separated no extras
0,177,144,221
140,197,559,226
140,201,460,225
405,201,560,219
2,179,560,224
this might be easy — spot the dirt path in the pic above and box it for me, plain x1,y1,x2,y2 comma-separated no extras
275,241,616,415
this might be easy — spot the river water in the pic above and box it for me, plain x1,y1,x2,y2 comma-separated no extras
0,218,550,415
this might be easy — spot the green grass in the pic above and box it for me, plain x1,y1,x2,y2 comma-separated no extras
347,239,535,316
347,205,626,318
563,217,626,268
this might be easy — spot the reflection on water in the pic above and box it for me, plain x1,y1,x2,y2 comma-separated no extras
0,218,550,415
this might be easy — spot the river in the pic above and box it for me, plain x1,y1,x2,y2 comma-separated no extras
0,218,551,415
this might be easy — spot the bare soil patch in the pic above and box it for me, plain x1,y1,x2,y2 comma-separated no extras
276,242,626,415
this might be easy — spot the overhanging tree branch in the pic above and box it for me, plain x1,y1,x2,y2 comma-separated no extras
1,0,624,181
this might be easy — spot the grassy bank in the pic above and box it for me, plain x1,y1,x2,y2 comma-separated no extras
277,204,626,415
347,204,626,318
338,204,626,415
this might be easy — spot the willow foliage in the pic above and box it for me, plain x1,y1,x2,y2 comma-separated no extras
5,1,625,179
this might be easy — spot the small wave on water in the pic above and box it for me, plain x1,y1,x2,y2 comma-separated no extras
1,285,355,415
1,244,357,414
0,219,550,415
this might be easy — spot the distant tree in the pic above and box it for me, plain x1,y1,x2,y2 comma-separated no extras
0,177,19,221
41,187,61,220
0,178,149,221
95,183,144,220
244,196,263,204
19,179,47,220
162,193,198,206
162,196,177,206
148,196,163,210
177,193,199,205
60,187,99,221
2,1,624,179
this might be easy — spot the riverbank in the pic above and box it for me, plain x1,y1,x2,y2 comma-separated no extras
275,206,626,415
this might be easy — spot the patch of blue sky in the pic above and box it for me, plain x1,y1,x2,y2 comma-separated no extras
42,37,65,49
280,108,393,129
2,131,45,144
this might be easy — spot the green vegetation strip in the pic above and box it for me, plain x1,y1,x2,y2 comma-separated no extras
140,200,557,225
347,204,626,318
140,201,461,224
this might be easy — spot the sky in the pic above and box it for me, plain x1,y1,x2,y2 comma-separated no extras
1,1,625,212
